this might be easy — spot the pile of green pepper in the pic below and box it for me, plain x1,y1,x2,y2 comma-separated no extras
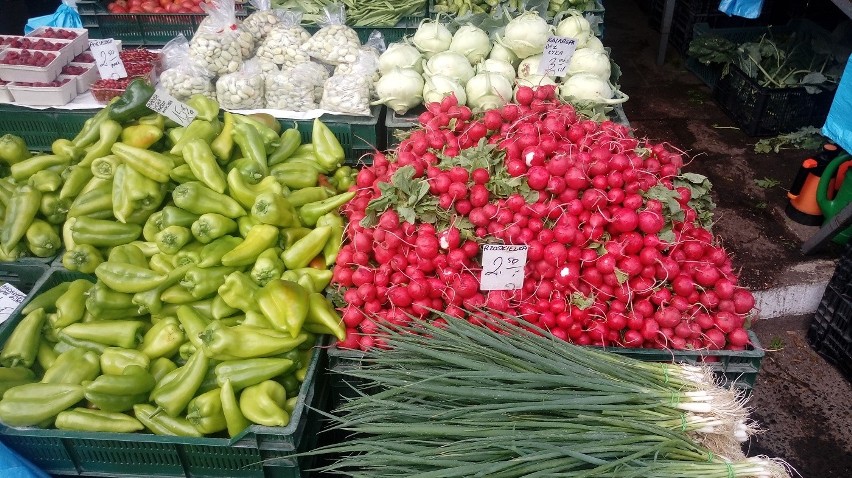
0,83,357,436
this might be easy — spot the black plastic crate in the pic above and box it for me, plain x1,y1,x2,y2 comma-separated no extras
807,240,852,379
713,64,836,137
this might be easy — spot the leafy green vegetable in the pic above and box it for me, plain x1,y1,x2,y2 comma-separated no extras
754,126,825,153
754,177,780,189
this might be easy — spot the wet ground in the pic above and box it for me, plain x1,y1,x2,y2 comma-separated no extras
605,1,852,476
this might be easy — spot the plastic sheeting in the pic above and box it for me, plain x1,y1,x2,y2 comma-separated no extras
823,60,852,154
718,0,764,19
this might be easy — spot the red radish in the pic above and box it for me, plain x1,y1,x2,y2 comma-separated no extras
732,288,756,314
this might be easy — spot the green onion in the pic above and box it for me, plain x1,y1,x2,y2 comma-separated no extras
307,311,790,477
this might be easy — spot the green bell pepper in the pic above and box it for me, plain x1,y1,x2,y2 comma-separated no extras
256,280,310,337
155,225,192,255
173,181,246,218
269,162,320,190
134,403,202,437
79,119,123,168
286,187,330,208
210,111,235,163
112,142,175,184
200,321,308,360
10,154,69,182
0,308,46,368
150,349,209,417
0,382,85,427
51,279,94,328
184,138,227,194
1,184,41,254
25,219,61,258
239,380,289,427
304,292,346,341
120,123,164,149
317,211,344,266
220,378,250,437
0,367,36,398
280,226,331,270
312,118,344,171
186,387,227,434
250,247,285,287
71,216,142,248
232,123,269,176
40,191,70,225
150,357,178,383
187,94,220,122
181,265,237,299
62,321,146,350
226,168,283,210
298,191,355,227
197,235,243,268
191,213,238,244
251,192,299,228
221,224,279,267
108,78,155,123
170,119,219,157
215,357,294,392
139,317,185,360
0,134,31,165
95,261,167,293
28,169,63,192
267,128,301,166
61,244,104,274
41,347,101,385
56,407,144,432
217,271,260,313
177,305,212,351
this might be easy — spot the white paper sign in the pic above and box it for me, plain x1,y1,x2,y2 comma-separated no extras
146,89,198,127
89,39,127,79
480,245,528,291
538,36,578,77
0,283,26,324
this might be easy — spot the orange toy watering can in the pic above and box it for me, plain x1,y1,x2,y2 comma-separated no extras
786,143,842,226
816,150,852,244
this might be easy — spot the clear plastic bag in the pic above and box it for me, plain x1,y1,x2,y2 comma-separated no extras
320,73,371,115
159,34,215,101
334,44,382,99
189,0,245,76
302,4,362,65
242,0,281,42
266,61,329,111
255,10,312,70
216,59,266,109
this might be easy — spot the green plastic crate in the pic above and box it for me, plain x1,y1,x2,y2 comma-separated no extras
328,330,765,409
0,262,50,332
0,270,328,478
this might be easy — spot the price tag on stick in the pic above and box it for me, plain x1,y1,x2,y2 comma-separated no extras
479,245,528,291
538,36,578,77
146,89,198,128
0,283,26,325
89,38,127,79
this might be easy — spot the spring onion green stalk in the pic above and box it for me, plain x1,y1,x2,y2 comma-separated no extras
307,312,791,478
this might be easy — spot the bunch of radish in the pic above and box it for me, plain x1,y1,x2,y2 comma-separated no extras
333,86,756,352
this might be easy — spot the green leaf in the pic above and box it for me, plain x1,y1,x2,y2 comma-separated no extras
614,269,629,285
658,228,676,244
397,206,416,225
570,292,595,310
754,177,780,189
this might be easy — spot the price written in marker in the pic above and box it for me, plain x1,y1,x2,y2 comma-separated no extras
538,36,578,77
146,89,198,127
480,244,528,291
89,38,127,80
0,283,26,324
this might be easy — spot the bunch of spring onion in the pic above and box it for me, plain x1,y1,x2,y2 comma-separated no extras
312,311,794,478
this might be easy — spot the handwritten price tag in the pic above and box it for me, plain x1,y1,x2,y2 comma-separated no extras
479,244,528,291
0,283,26,325
146,89,198,127
538,36,578,77
89,38,127,79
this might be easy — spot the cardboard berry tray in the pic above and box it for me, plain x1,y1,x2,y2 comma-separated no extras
0,49,66,83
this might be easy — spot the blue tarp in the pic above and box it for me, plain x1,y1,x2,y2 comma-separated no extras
823,60,852,154
718,0,765,19
0,442,50,478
